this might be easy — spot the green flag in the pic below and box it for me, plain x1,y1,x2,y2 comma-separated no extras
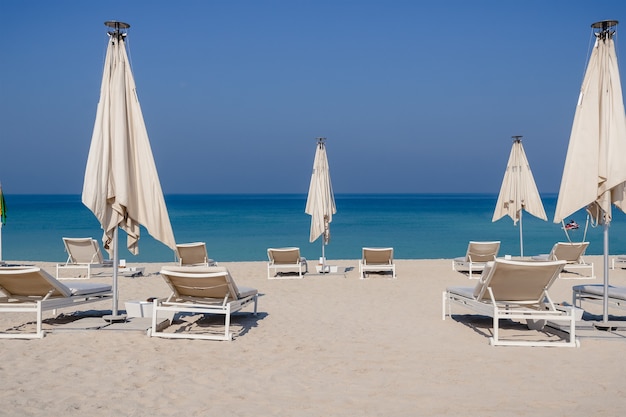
0,184,6,226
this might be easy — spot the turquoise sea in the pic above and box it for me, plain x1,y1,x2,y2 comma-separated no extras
2,194,626,263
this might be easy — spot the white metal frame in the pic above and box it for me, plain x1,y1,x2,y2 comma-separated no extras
267,248,308,279
443,288,578,347
359,247,396,279
56,237,114,279
0,267,113,339
572,284,626,312
452,241,500,279
546,242,594,279
150,268,258,341
443,259,579,347
175,242,217,266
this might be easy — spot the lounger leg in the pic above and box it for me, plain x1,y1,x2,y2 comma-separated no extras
568,309,577,346
572,289,580,309
224,305,232,340
37,301,44,338
492,309,500,345
150,300,159,337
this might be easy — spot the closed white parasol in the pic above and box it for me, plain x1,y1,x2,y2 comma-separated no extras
82,21,176,318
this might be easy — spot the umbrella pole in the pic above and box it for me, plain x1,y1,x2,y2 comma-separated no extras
519,211,524,258
603,223,609,323
104,227,126,322
322,241,326,273
113,227,119,316
0,223,3,262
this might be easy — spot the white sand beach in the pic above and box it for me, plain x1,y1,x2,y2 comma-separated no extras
1,256,625,416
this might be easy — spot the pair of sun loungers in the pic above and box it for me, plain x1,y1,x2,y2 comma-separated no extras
453,241,594,279
0,264,259,341
266,247,396,279
57,238,219,279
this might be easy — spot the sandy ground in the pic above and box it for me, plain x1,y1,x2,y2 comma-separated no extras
0,256,625,416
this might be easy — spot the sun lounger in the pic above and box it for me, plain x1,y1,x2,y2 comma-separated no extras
452,241,500,278
267,247,308,279
532,242,594,279
0,266,113,339
56,237,114,279
572,284,626,313
359,247,396,279
151,266,258,341
175,242,216,266
443,259,578,347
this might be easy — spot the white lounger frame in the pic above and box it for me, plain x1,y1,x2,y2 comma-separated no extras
572,284,626,313
535,242,594,279
443,259,578,347
267,248,308,279
175,242,217,266
443,288,578,347
452,241,500,279
0,294,112,339
151,268,258,341
151,294,258,341
56,237,114,279
0,266,113,340
359,247,396,279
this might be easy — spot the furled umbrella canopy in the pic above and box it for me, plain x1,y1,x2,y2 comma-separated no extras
305,138,336,270
493,136,547,257
554,20,626,323
555,22,626,226
82,21,176,316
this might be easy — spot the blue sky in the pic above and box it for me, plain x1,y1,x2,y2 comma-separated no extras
1,0,625,194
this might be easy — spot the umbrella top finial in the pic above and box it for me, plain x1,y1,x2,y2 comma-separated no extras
592,20,618,40
105,21,130,39
512,135,523,143
591,20,618,30
316,137,327,144
105,21,130,30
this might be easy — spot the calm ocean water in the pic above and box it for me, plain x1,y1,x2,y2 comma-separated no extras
2,194,626,263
